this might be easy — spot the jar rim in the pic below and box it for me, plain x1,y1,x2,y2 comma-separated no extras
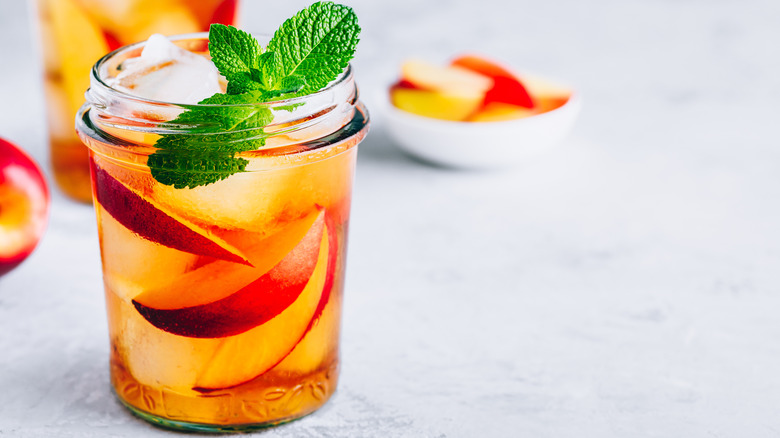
77,32,370,172
90,32,353,109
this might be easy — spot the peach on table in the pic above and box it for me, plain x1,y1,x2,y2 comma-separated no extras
0,138,50,276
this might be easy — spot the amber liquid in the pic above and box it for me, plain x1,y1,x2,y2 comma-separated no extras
84,125,356,429
35,0,239,202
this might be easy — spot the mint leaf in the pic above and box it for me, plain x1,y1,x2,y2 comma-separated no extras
225,72,264,94
149,152,248,189
148,92,272,189
267,1,360,94
150,3,361,189
256,52,283,88
208,24,261,78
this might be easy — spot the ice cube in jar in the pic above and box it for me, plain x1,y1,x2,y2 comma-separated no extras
109,34,222,104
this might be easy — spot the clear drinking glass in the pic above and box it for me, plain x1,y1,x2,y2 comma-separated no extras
75,34,368,431
32,0,240,202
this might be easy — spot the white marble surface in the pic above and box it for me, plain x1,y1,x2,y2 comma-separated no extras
2,0,780,436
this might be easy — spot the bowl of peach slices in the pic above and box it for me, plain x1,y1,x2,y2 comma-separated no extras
386,55,581,168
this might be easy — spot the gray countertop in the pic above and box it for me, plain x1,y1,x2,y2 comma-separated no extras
2,0,780,436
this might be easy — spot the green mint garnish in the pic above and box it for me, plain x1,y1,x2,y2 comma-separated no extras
148,1,361,189
267,1,360,95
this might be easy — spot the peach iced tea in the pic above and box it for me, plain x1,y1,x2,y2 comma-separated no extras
75,3,366,430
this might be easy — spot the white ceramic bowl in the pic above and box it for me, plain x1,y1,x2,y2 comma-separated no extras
385,92,582,169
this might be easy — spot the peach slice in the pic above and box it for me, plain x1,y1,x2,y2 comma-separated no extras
272,291,340,375
193,220,332,390
149,150,354,233
467,102,536,122
400,59,493,94
186,0,238,28
108,286,222,393
75,0,200,46
46,0,109,117
91,162,250,265
118,5,200,46
258,213,342,374
132,209,321,311
451,55,534,109
392,60,493,121
133,211,327,338
519,75,572,112
391,87,484,121
97,204,199,301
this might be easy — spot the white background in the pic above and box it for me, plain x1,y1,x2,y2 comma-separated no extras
1,0,780,436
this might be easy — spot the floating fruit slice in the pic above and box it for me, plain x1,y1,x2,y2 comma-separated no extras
310,214,340,327
132,209,321,310
109,289,219,392
451,55,535,109
272,290,341,374
210,0,239,26
273,215,342,374
185,0,237,28
46,0,110,117
97,204,199,301
150,151,354,234
193,221,332,390
75,0,200,46
91,161,250,265
133,211,326,338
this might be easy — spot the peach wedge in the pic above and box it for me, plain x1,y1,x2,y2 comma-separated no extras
133,211,328,338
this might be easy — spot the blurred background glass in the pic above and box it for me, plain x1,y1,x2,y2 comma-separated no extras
30,0,240,202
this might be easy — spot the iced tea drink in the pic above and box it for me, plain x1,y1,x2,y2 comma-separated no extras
33,0,240,202
75,31,367,431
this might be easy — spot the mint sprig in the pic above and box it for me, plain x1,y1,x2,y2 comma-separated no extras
267,2,360,95
147,1,361,189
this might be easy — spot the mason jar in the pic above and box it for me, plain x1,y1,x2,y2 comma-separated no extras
76,33,368,432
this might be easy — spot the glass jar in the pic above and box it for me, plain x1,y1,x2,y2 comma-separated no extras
76,33,368,432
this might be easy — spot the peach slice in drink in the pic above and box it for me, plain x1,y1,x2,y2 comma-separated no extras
132,210,327,338
187,0,238,27
97,204,199,300
193,221,332,390
45,0,109,116
74,0,200,46
91,161,250,265
273,282,341,375
149,151,354,235
117,215,332,392
131,209,321,310
256,213,342,375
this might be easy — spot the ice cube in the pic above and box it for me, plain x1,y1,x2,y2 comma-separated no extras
109,34,222,104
